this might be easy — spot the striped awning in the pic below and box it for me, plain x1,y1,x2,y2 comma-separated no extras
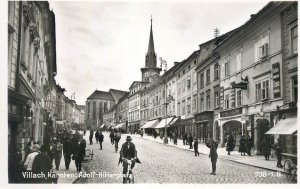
141,119,159,129
266,117,297,135
154,117,174,129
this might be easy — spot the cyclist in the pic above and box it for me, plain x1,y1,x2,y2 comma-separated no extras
120,136,137,184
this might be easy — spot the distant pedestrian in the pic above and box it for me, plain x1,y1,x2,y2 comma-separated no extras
273,138,283,168
160,131,164,140
183,132,187,145
173,134,178,145
206,139,218,175
95,130,100,144
73,134,86,172
188,133,193,149
194,138,199,156
169,132,173,142
99,131,104,150
83,130,86,136
52,139,62,170
260,137,271,160
245,135,252,156
110,131,115,144
32,145,52,183
89,129,94,145
140,129,143,137
239,136,246,156
226,134,235,155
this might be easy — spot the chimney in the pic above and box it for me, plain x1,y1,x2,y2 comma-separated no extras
214,28,220,38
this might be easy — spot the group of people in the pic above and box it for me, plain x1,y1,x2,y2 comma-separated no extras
109,130,122,152
89,129,104,150
14,130,87,183
225,134,252,156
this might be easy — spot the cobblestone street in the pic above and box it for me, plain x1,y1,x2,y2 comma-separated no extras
75,133,294,184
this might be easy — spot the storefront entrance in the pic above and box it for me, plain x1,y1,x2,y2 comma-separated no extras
223,120,242,147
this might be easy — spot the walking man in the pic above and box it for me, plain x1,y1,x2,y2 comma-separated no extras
95,130,100,144
73,134,86,172
194,138,200,156
32,145,52,183
183,132,187,145
206,139,218,175
99,131,104,150
89,129,94,145
63,133,73,170
110,131,115,145
52,138,62,170
226,134,235,155
188,133,193,149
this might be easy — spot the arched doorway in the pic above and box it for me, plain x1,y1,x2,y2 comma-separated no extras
223,120,242,147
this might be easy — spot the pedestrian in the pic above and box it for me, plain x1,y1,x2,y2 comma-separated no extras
273,138,283,168
169,132,173,142
99,131,104,150
160,131,164,140
23,144,40,183
95,130,100,144
83,129,86,136
183,132,187,145
110,131,115,145
194,138,200,156
63,133,73,170
226,134,235,155
25,137,35,159
260,137,271,160
245,135,252,156
52,138,62,170
239,135,246,156
73,133,86,172
89,129,94,145
173,134,178,145
114,130,122,152
206,139,218,175
32,145,52,183
188,133,193,149
140,129,143,137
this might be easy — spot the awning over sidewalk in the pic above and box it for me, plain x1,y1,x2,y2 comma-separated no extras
100,124,105,129
115,122,126,129
265,116,297,135
141,119,159,129
154,117,174,129
170,117,193,127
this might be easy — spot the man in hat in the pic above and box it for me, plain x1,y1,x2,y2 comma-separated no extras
63,132,73,170
32,145,52,183
52,138,62,170
24,144,41,171
120,136,137,184
206,139,218,175
73,133,86,172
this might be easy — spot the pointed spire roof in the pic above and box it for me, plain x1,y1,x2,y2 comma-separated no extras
147,15,155,55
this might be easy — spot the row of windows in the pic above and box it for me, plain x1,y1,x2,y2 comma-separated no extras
199,64,219,89
128,110,140,122
177,72,197,95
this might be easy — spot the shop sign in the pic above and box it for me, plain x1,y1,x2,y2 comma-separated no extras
272,62,281,98
220,107,243,117
232,83,248,90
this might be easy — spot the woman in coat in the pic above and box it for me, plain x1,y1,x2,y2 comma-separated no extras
260,138,271,160
226,134,235,155
239,135,246,156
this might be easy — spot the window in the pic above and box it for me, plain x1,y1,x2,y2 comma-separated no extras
187,76,191,89
224,94,229,109
182,100,186,115
292,76,298,102
177,83,181,95
200,73,204,89
192,94,197,112
214,90,219,108
206,91,210,110
182,80,185,92
236,90,242,107
259,43,269,58
193,72,197,86
255,83,261,101
236,52,242,72
262,80,269,100
206,68,210,85
225,62,230,77
177,102,181,115
200,93,204,112
291,25,298,54
187,97,191,114
214,64,219,80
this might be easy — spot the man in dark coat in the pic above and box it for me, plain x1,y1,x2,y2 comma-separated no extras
32,145,52,183
120,136,137,184
95,130,100,144
260,137,271,160
73,134,86,172
183,132,187,145
109,131,115,145
206,139,218,175
226,134,235,155
89,129,94,145
194,138,199,156
273,138,283,168
52,139,62,170
188,133,193,149
245,135,252,156
99,131,104,150
239,135,246,156
63,133,73,170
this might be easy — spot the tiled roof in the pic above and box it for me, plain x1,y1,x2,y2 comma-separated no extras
87,90,114,100
109,89,128,102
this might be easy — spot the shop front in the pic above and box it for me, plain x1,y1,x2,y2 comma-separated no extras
194,111,214,143
128,120,140,134
169,117,194,139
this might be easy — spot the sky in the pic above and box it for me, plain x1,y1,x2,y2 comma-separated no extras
50,0,270,105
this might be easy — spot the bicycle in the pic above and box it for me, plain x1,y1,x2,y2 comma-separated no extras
123,158,134,184
283,158,297,182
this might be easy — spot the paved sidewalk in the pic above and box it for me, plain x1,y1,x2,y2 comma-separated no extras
126,133,284,173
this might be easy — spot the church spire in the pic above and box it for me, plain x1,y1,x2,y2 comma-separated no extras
147,15,155,56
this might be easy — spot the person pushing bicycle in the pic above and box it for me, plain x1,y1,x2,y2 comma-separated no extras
120,136,137,183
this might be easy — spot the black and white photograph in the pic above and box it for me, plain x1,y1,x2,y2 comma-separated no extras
2,0,299,186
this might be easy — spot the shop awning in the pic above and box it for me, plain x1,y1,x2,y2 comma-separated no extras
170,117,193,127
169,117,178,125
115,122,126,129
100,124,106,129
141,119,159,129
154,117,174,129
265,117,297,135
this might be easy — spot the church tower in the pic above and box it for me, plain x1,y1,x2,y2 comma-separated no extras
141,16,161,82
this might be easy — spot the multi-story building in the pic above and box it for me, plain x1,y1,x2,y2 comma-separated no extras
76,105,86,130
85,89,127,129
114,92,129,132
8,1,57,183
215,2,295,154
